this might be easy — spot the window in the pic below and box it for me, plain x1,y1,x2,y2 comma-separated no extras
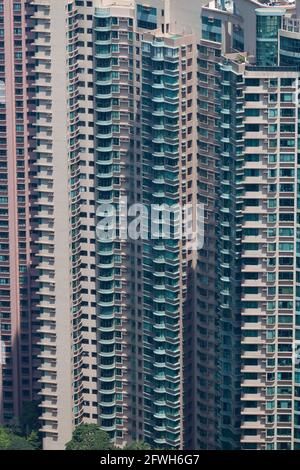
245,93,260,102
281,108,294,117
268,108,277,118
137,4,157,30
280,93,293,102
281,77,294,86
245,108,260,116
245,124,260,132
269,78,278,87
280,153,294,162
268,124,277,133
268,154,277,163
245,139,260,147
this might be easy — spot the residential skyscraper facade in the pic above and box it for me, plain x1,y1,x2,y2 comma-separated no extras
197,0,300,450
3,0,300,453
0,0,33,427
93,0,202,451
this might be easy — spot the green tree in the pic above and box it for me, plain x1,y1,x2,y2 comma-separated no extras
66,424,114,450
8,433,35,450
7,417,22,436
125,441,151,450
20,401,40,435
0,428,10,450
26,431,41,450
0,427,35,450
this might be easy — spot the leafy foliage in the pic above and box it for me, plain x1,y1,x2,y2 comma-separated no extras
26,431,41,450
20,401,40,435
125,441,151,450
66,424,115,450
66,423,154,451
0,401,41,450
0,427,11,450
